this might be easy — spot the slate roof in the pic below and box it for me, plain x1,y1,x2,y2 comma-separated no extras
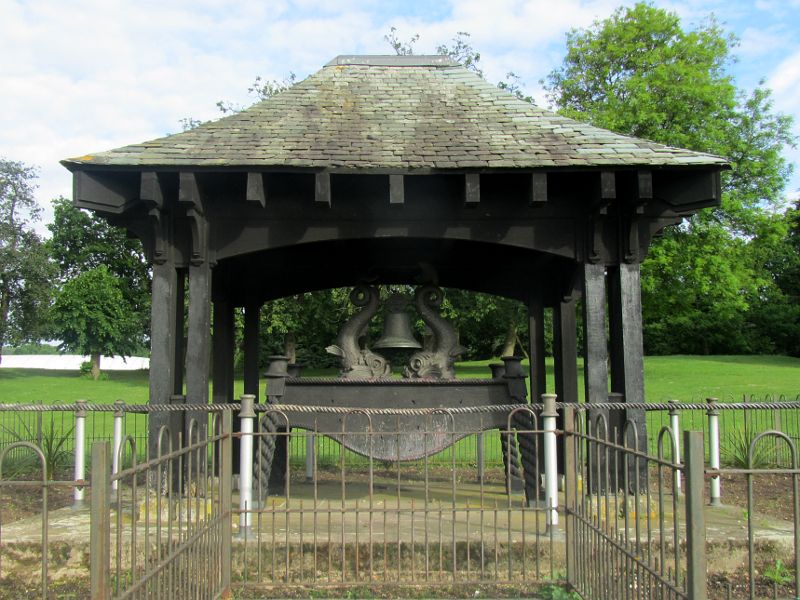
62,55,727,171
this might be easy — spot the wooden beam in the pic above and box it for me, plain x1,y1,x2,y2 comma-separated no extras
637,170,653,200
246,172,267,207
600,171,616,200
74,170,137,213
315,172,331,207
464,174,480,207
179,172,202,208
655,170,721,207
530,172,548,205
140,172,165,208
389,174,405,206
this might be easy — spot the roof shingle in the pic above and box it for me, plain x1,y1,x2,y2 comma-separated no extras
62,56,727,171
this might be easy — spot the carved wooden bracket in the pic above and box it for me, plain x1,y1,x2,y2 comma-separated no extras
186,207,208,266
178,172,210,266
587,171,616,264
148,207,170,265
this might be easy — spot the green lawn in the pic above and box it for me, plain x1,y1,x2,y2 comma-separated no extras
2,354,796,407
0,355,796,467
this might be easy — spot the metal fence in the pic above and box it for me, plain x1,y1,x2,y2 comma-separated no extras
0,398,799,599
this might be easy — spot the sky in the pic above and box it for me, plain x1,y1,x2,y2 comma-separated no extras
2,0,799,232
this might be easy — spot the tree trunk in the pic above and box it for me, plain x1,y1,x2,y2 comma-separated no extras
284,332,297,364
91,353,101,380
500,321,517,357
0,285,9,367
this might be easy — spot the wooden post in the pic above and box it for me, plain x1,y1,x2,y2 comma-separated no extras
685,431,708,600
173,268,186,395
212,299,235,405
582,262,609,492
528,291,546,401
187,261,211,406
90,442,110,600
149,257,179,458
554,297,578,473
553,298,578,405
243,300,261,402
582,263,608,404
213,298,237,470
608,262,647,485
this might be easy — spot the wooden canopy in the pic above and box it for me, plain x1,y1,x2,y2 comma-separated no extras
62,55,727,449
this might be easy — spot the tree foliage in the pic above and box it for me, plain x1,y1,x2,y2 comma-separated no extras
52,265,141,379
47,197,150,351
0,160,54,361
46,197,149,375
545,2,797,355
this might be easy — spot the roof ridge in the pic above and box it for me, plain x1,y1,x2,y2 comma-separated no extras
325,55,458,67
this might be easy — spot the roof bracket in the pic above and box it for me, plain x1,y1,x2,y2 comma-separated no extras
247,172,267,207
315,172,331,207
530,172,548,205
464,174,480,207
389,174,405,206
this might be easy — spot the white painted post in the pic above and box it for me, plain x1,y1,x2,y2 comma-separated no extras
542,393,559,528
476,431,485,484
707,397,721,507
305,431,314,482
669,400,681,494
111,400,124,497
73,400,87,508
238,394,256,534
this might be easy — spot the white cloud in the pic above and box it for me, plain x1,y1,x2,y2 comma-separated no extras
2,0,800,226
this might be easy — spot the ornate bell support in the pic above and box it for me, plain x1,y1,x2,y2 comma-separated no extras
327,285,464,380
404,285,464,380
326,286,391,379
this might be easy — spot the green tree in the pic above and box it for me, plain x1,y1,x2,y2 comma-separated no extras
544,3,796,354
52,266,141,379
0,159,54,362
47,197,150,344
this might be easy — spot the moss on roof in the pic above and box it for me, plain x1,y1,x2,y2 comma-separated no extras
63,55,727,171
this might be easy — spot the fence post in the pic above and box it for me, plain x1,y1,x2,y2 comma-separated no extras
220,409,233,593
542,393,559,528
238,394,255,536
476,431,485,483
563,404,577,585
73,400,88,508
111,400,124,499
707,398,721,507
684,430,707,600
90,441,110,600
305,431,315,482
669,400,682,494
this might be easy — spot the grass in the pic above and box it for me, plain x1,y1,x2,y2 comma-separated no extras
1,354,798,407
0,355,797,467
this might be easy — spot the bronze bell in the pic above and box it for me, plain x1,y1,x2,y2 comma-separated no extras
373,294,422,350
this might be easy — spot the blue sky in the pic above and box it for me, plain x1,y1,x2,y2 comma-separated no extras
2,0,798,229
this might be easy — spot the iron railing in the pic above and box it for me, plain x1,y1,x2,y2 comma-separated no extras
0,399,798,599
